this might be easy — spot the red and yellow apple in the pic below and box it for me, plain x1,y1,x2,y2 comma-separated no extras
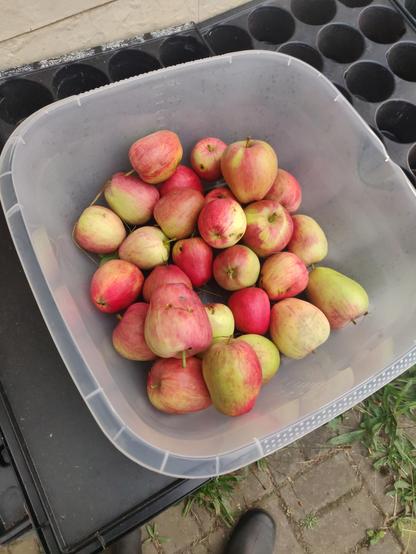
119,226,170,269
198,198,247,249
147,357,211,414
191,137,227,181
90,259,143,313
74,205,126,254
243,200,293,257
104,172,159,225
259,252,308,301
221,139,278,203
158,165,203,196
143,265,192,302
213,245,260,291
153,188,205,239
112,303,156,361
202,340,262,416
270,298,330,359
287,215,328,266
265,169,302,213
172,237,213,287
129,130,182,184
144,283,212,359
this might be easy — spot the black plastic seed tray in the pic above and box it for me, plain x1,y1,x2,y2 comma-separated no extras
395,0,416,25
199,0,416,185
0,22,212,148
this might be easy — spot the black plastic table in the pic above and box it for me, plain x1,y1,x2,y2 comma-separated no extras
0,211,205,553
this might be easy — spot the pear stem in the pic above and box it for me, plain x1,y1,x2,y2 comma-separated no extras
182,350,187,368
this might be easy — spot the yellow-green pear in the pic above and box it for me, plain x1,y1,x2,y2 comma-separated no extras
307,267,369,329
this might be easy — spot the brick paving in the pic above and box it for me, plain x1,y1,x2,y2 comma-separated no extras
2,417,413,554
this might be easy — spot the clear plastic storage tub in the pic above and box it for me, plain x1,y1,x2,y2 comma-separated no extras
1,51,416,478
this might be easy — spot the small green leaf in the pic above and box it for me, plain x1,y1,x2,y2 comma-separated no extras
99,252,119,266
328,429,365,445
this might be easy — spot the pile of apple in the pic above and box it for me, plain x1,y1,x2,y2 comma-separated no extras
73,130,369,417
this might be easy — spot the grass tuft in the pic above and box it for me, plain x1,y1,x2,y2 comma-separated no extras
182,474,241,527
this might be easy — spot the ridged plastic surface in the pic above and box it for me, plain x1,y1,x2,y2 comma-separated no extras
1,50,416,477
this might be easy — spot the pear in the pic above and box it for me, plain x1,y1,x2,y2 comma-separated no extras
202,340,262,416
270,298,330,359
144,283,212,360
307,267,369,329
237,334,280,384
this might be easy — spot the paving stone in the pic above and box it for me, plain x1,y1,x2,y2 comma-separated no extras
363,531,402,553
190,542,209,554
397,517,416,554
150,503,201,554
6,532,41,554
205,525,230,553
280,452,361,519
300,424,338,461
230,466,274,510
302,489,383,553
141,539,159,554
190,504,216,535
266,442,305,486
350,442,398,517
257,494,305,554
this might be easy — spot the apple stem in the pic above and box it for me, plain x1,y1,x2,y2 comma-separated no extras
364,311,369,316
182,350,187,368
245,136,251,148
351,319,357,325
124,169,135,177
116,314,123,321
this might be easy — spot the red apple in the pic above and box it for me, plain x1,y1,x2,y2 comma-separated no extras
119,226,170,269
259,252,308,301
153,188,205,239
265,169,302,213
243,200,293,257
158,165,203,196
144,283,212,359
213,245,260,291
287,214,328,266
143,265,192,302
204,186,236,204
172,237,213,287
147,357,211,414
90,259,143,313
112,303,156,361
104,172,159,225
74,205,126,254
228,287,270,334
221,139,278,203
202,340,262,416
128,130,182,184
190,137,227,181
198,198,247,249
